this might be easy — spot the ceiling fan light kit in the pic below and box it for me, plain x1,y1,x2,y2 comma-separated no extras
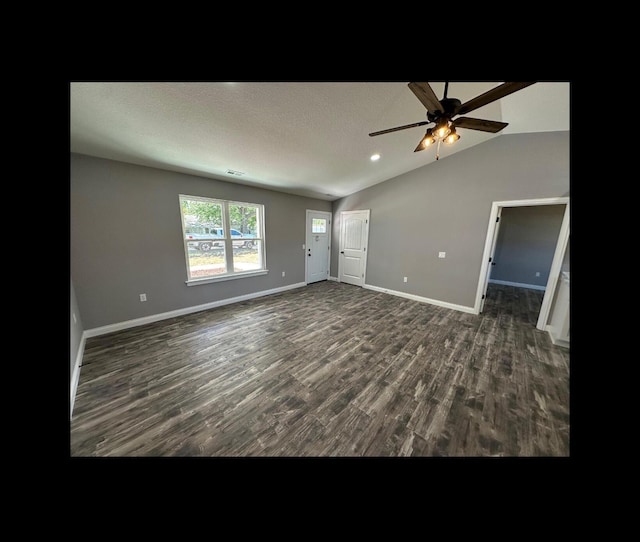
370,81,536,160
444,127,459,144
417,128,436,149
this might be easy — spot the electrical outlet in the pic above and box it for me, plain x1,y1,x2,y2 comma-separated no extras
282,271,286,277
403,276,408,283
438,252,446,258
139,293,147,302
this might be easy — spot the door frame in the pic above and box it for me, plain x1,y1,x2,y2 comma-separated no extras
305,209,332,284
338,209,370,286
473,197,570,330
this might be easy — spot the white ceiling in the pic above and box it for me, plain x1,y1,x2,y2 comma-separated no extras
70,81,570,201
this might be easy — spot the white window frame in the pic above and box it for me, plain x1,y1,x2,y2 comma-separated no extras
179,194,267,286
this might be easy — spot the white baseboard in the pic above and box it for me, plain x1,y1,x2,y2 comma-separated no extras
489,279,546,291
70,333,86,420
328,276,339,282
545,325,570,349
363,283,477,314
84,282,307,339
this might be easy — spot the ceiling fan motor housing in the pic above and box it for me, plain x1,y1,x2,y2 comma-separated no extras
427,97,461,123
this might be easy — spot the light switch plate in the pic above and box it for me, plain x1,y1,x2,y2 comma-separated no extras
438,252,446,258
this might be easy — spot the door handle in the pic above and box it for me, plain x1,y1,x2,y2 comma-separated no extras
308,253,311,257
491,262,496,266
340,251,344,254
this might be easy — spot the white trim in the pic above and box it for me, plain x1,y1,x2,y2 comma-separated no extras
84,282,307,338
363,283,476,314
488,279,546,291
491,197,569,208
179,194,267,283
545,325,570,349
328,276,339,282
536,203,570,330
70,332,86,420
186,269,269,286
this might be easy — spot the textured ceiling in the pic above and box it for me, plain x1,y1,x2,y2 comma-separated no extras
70,81,570,201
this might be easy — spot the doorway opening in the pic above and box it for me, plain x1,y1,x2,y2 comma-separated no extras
474,197,569,331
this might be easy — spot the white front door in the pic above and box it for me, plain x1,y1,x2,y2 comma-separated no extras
339,210,370,287
306,210,331,284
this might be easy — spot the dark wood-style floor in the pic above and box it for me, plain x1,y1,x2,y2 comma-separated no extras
70,282,570,457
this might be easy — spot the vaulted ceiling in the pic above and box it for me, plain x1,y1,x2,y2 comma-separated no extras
70,81,570,201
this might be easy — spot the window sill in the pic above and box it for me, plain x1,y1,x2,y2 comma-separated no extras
185,269,269,286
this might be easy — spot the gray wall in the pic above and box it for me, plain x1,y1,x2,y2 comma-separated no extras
331,131,570,309
490,205,566,287
71,153,331,330
70,276,84,381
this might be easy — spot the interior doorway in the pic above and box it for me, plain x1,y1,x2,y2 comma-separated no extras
474,197,570,331
305,210,332,284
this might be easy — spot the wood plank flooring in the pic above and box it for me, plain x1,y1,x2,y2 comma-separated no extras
70,282,570,456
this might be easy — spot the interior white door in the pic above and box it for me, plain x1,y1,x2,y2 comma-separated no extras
480,206,502,312
306,210,331,284
339,210,370,287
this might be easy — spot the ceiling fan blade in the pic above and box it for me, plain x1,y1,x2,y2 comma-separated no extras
457,82,536,116
408,82,444,113
369,120,429,137
452,117,508,133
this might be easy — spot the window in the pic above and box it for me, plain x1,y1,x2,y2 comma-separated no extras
312,218,327,233
179,195,266,284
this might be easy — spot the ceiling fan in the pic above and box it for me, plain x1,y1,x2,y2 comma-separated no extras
369,82,536,159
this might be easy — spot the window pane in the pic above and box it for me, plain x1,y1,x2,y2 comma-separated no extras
180,195,265,281
229,203,260,238
312,218,326,233
233,241,263,273
181,197,223,236
187,242,227,278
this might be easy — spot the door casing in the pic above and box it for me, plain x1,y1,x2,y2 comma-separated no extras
474,197,570,330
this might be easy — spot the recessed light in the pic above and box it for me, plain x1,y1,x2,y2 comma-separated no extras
370,153,381,161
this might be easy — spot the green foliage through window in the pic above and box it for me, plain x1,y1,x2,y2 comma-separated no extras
179,195,265,281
